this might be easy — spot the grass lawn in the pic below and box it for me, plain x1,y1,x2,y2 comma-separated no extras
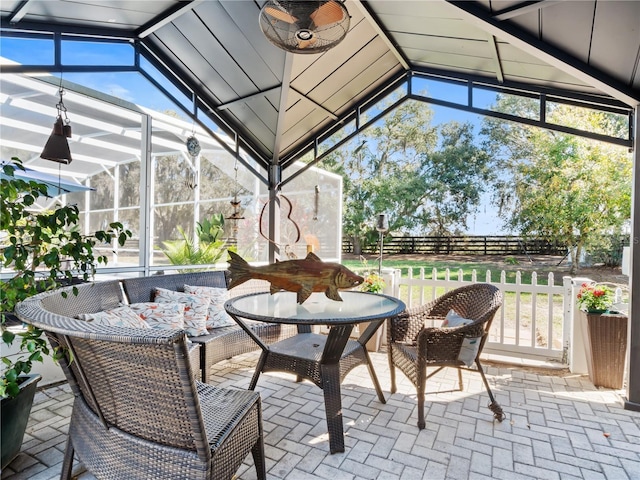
343,255,558,285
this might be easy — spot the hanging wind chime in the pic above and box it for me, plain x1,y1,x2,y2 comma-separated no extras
185,131,200,189
225,157,245,246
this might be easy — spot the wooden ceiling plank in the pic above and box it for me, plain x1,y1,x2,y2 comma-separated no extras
444,0,640,105
351,0,410,69
137,0,203,38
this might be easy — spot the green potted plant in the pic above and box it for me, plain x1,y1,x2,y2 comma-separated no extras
161,214,228,272
576,282,614,313
1,157,131,468
360,273,386,293
576,282,627,389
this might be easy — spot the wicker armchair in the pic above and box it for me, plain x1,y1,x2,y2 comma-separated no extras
16,287,266,480
387,283,505,429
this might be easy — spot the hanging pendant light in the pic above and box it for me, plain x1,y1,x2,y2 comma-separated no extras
41,87,72,164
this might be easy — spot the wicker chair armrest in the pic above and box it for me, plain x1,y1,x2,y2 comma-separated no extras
415,321,485,362
388,300,442,344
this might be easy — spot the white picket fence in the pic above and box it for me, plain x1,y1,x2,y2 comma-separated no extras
383,267,573,364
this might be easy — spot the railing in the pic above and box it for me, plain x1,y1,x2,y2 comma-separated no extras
383,267,572,364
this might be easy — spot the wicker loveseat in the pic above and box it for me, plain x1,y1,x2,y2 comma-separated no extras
15,280,266,480
15,271,297,382
120,271,298,382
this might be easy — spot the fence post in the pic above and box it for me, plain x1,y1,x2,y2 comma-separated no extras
568,276,593,374
379,268,400,348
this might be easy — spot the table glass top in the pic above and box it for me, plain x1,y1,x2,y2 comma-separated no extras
226,291,405,324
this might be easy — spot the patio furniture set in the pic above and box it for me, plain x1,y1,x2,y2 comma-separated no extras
15,272,504,479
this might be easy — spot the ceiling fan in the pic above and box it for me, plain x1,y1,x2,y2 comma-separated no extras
259,0,351,54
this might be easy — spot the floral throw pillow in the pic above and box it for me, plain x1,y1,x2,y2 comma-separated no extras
153,287,210,337
128,302,185,331
183,284,236,329
441,309,474,328
78,306,150,329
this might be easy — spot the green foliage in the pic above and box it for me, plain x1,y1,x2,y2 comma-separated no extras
504,256,519,265
161,215,228,271
320,97,493,252
360,273,385,293
585,234,626,267
482,97,632,273
576,282,614,312
196,213,225,243
1,157,132,398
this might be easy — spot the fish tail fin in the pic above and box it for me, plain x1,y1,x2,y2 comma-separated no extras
227,251,253,290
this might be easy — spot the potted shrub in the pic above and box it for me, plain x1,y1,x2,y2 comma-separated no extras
576,282,628,389
1,157,131,468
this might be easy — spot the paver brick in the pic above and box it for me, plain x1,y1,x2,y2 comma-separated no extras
6,350,640,480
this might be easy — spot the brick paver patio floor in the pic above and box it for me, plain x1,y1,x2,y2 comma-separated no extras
3,350,639,480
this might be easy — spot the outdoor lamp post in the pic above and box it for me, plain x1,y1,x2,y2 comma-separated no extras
376,214,388,275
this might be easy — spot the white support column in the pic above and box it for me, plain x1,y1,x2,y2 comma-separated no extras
112,163,120,264
268,164,281,263
139,113,153,276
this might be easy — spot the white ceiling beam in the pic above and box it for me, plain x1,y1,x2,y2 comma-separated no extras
444,0,640,106
272,53,294,164
487,35,504,83
217,86,281,111
352,0,410,70
137,0,204,38
1,139,120,167
493,0,561,21
290,87,339,120
8,0,31,24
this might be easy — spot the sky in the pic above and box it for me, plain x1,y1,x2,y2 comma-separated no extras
1,36,508,235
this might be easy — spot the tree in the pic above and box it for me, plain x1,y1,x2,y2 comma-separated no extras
482,97,632,273
320,98,493,253
420,121,494,236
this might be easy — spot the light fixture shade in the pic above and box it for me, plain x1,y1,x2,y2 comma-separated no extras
376,213,388,232
41,117,72,164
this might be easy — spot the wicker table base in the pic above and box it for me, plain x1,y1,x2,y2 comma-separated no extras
225,291,406,453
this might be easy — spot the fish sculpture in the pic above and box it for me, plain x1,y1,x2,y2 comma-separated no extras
227,250,364,304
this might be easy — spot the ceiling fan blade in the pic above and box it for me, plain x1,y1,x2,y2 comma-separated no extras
264,5,298,24
310,1,345,27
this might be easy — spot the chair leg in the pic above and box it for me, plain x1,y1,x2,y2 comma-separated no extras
61,436,74,480
252,401,267,480
416,368,427,429
388,348,397,394
251,438,266,480
475,360,505,422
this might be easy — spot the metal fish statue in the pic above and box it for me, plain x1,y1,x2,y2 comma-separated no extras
227,251,363,304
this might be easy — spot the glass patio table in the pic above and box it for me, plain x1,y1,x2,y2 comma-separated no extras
225,290,406,453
